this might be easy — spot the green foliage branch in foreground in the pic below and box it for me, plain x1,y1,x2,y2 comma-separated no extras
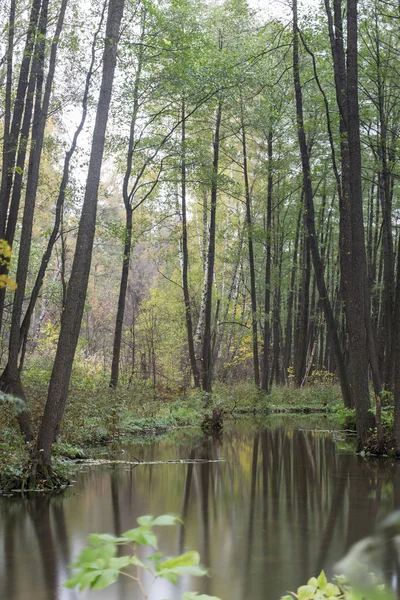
64,513,220,599
280,570,393,600
66,512,399,600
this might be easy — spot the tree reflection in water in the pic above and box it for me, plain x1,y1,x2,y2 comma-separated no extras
1,417,400,600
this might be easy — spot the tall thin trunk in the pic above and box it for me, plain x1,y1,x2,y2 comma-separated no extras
202,102,222,393
262,130,273,391
1,0,52,441
0,0,41,238
0,0,15,231
35,0,125,469
110,10,145,388
181,101,201,388
283,205,302,380
241,99,259,388
17,0,103,358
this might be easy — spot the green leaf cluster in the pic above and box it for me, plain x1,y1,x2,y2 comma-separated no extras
64,514,219,599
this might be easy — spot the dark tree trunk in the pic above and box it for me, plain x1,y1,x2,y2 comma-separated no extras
110,205,133,388
17,0,102,358
0,0,41,239
324,0,375,445
109,10,146,388
283,204,302,377
1,0,53,441
262,130,273,391
181,101,201,388
294,223,310,386
293,0,352,407
34,0,125,469
241,101,260,388
346,0,375,444
202,102,222,393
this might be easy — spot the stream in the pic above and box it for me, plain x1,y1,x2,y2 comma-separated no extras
1,415,400,600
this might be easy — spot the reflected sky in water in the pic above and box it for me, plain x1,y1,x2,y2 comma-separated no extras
1,416,400,600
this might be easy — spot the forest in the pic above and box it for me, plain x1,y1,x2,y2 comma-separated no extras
3,0,400,598
1,0,400,484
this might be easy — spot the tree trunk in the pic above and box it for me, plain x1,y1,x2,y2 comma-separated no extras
293,0,352,407
34,0,125,469
17,0,102,358
261,130,273,391
241,99,260,388
201,102,222,393
181,101,201,388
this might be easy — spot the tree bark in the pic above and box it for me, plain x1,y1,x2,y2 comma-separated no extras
181,101,201,388
293,0,352,407
201,102,222,393
241,99,260,388
35,0,125,468
261,130,273,391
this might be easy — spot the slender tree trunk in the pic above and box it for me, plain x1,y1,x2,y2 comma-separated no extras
110,8,146,388
1,0,53,441
202,102,222,393
241,100,260,388
0,0,41,239
261,131,273,391
181,101,201,388
283,204,302,377
17,0,102,359
34,0,125,470
0,0,15,234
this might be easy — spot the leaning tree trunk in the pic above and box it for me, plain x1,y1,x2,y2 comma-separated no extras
1,0,52,441
34,0,125,471
17,0,103,360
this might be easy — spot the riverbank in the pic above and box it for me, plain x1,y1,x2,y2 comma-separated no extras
0,378,348,493
0,382,346,493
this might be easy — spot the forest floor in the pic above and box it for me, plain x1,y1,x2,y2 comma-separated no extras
0,376,352,493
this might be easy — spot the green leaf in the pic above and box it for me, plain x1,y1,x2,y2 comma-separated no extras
137,515,154,527
161,551,200,569
152,514,181,526
122,527,158,548
91,568,119,590
64,569,103,590
157,565,208,581
317,571,328,590
307,577,318,588
325,583,341,597
89,533,120,545
73,546,99,566
109,556,131,570
298,585,317,599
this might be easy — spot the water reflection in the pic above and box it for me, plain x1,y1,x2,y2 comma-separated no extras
1,417,400,600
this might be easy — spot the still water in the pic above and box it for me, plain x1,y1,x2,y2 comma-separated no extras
1,416,400,600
